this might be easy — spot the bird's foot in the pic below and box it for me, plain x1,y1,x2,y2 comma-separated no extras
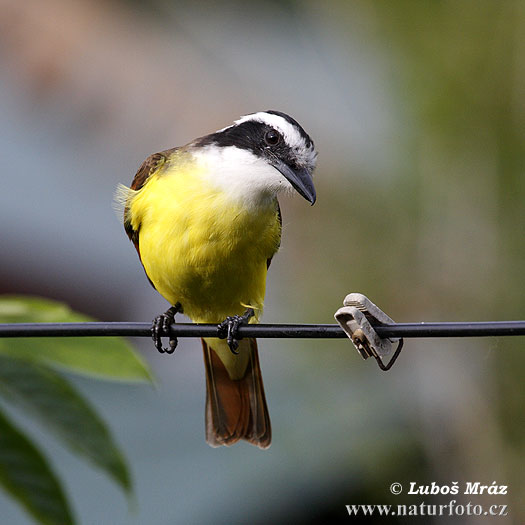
151,303,182,354
217,308,255,355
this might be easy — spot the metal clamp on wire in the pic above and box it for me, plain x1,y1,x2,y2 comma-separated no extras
334,293,404,371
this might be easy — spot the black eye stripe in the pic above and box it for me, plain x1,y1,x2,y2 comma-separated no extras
192,117,316,172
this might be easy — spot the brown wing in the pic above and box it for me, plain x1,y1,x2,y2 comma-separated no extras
124,149,177,289
266,200,282,269
124,151,168,251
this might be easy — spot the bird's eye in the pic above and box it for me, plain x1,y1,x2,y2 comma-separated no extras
264,129,281,146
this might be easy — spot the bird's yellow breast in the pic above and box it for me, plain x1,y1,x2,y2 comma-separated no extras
128,160,281,323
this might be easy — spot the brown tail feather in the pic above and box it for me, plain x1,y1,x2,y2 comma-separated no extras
201,338,271,449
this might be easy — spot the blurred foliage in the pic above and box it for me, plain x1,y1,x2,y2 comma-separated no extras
0,408,74,525
0,297,152,382
0,296,153,525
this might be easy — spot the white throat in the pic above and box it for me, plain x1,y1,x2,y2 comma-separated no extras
191,145,293,207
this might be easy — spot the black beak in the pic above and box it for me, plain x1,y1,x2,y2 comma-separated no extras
271,159,316,205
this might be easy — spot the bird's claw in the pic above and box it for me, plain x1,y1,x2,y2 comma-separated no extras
217,309,254,355
217,316,243,354
151,304,181,354
152,314,178,354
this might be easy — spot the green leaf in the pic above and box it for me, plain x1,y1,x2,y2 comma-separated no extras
0,355,131,495
0,405,74,525
0,296,153,383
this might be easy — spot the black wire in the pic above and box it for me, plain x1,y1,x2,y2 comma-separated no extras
1,321,525,339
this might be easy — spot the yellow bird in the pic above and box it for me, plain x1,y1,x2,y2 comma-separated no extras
119,111,317,448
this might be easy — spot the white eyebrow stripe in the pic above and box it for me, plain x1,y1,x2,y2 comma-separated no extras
234,112,304,149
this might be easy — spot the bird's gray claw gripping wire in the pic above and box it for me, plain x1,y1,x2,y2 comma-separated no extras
334,293,404,371
151,303,182,354
217,308,255,355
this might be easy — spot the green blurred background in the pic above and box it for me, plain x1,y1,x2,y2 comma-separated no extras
1,0,524,523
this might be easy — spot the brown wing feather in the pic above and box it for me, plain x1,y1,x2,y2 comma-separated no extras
202,338,271,449
124,149,176,289
124,151,169,251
